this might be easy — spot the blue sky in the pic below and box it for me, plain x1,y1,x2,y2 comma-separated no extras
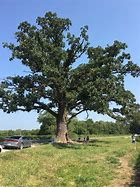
0,0,140,130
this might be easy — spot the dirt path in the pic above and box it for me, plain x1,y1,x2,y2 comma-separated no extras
106,156,134,187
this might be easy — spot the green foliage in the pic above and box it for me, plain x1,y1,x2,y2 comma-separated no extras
129,111,140,134
105,156,121,166
69,118,88,135
0,118,129,139
113,149,127,157
0,12,140,117
0,12,140,140
91,121,130,135
37,112,129,136
38,112,56,135
0,129,39,137
77,119,129,136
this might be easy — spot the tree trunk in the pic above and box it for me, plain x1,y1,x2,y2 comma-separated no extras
56,120,68,143
55,105,69,143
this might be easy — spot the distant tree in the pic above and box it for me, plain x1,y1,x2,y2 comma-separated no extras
38,112,56,135
129,111,140,134
7,130,15,136
30,129,39,135
0,12,140,142
89,120,129,135
85,119,94,134
72,120,88,136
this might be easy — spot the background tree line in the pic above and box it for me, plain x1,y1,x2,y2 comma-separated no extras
0,120,129,138
37,113,130,138
0,111,139,138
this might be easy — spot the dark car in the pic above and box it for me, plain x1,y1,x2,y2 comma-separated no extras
0,135,32,149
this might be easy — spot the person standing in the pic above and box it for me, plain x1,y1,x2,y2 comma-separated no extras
131,134,136,143
86,136,89,142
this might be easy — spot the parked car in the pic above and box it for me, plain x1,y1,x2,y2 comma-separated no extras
0,135,32,149
0,145,3,152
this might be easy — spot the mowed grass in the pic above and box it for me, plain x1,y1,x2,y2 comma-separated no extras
0,136,139,187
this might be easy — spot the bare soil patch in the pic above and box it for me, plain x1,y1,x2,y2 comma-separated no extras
106,156,134,187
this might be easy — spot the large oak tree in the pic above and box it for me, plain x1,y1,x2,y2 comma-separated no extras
0,12,140,142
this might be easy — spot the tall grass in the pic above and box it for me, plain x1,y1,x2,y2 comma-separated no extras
0,136,139,187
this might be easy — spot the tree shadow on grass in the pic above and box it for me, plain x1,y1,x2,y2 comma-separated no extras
90,139,112,144
52,143,83,149
52,139,112,149
130,153,140,187
32,139,52,144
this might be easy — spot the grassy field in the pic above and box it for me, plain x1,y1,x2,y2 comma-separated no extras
0,136,140,187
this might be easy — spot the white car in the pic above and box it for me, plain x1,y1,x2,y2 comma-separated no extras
0,145,3,152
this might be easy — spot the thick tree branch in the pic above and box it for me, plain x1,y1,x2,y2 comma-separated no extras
68,109,85,124
35,101,57,117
